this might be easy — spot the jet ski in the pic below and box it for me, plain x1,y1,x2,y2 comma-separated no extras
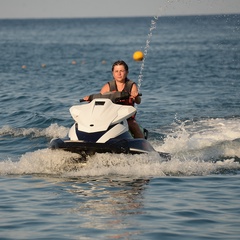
49,91,170,161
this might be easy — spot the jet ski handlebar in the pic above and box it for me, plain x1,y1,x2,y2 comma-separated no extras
80,91,142,103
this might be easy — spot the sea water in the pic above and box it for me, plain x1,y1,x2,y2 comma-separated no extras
0,15,240,239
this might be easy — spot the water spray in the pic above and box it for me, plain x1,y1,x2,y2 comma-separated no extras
136,0,177,90
137,15,159,91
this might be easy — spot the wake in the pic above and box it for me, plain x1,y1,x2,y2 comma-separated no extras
0,148,239,177
0,118,240,177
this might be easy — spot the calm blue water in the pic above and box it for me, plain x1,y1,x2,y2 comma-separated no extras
1,15,240,239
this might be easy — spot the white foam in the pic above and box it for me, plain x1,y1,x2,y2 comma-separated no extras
0,118,239,177
0,123,68,139
0,148,239,177
155,118,240,160
65,153,240,178
0,149,80,175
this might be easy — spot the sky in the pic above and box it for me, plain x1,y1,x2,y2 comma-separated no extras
0,0,240,19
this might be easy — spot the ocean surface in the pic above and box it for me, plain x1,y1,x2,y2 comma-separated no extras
1,14,240,239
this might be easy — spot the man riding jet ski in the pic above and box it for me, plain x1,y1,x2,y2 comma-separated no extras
49,91,170,160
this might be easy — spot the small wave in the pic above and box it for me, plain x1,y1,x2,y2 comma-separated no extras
0,149,239,177
0,123,68,139
1,118,240,177
154,117,240,161
0,149,81,175
66,154,240,178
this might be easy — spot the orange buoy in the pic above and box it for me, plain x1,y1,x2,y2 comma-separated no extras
133,51,144,61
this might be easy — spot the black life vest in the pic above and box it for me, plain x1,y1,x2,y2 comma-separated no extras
108,79,135,106
108,78,134,93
